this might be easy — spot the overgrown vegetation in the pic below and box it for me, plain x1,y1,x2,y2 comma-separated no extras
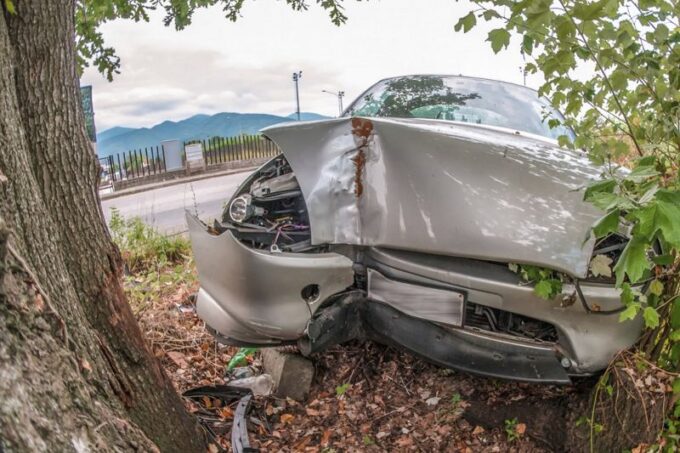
456,0,679,449
109,207,190,273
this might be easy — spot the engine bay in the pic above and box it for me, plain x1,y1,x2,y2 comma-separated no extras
216,155,316,253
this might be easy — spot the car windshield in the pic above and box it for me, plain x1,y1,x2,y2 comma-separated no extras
345,75,574,141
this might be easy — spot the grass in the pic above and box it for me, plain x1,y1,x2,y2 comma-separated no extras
109,207,190,273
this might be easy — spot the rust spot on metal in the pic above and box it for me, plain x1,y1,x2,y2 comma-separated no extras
351,117,373,139
350,118,373,198
351,149,366,197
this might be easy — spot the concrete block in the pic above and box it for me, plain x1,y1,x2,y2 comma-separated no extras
261,348,314,401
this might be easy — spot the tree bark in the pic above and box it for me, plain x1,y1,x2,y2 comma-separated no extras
0,2,205,451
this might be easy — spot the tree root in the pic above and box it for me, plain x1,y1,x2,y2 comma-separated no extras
566,350,673,452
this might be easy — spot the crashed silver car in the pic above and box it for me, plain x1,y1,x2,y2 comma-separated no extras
187,75,642,383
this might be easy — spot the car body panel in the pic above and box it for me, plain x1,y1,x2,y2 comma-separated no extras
262,117,603,277
366,247,642,373
186,212,354,343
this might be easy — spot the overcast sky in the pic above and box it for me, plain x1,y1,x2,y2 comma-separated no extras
81,0,542,132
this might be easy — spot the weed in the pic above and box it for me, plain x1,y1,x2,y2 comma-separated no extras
504,418,525,442
335,383,351,397
109,208,190,273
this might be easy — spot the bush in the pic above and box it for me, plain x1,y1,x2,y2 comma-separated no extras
109,208,190,273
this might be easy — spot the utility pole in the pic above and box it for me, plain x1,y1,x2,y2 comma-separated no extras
292,71,302,120
322,89,346,116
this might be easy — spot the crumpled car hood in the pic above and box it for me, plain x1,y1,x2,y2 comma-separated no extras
262,117,604,277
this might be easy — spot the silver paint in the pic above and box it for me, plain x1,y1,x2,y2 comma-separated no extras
367,268,465,327
262,117,604,277
186,212,354,342
368,247,642,373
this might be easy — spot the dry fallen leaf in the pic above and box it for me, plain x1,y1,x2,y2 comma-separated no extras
589,254,613,278
320,429,332,447
166,351,188,368
472,425,485,436
516,423,527,435
219,407,234,419
280,413,294,425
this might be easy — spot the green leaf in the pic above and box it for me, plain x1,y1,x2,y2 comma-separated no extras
671,343,680,365
643,306,660,328
624,165,659,183
483,10,500,21
592,209,620,238
335,383,351,396
637,155,657,167
652,254,674,266
636,190,680,247
619,303,640,322
454,12,477,33
533,279,562,299
533,280,554,299
587,192,632,211
554,15,576,39
584,179,616,201
671,300,680,329
521,34,534,54
613,237,650,286
672,378,680,394
557,135,573,148
572,0,609,20
4,0,15,14
620,283,634,305
649,279,664,296
487,28,511,54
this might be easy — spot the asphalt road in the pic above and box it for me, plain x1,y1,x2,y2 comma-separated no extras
101,172,249,234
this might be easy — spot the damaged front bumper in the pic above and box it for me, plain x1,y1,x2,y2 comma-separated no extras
186,213,354,344
188,210,640,383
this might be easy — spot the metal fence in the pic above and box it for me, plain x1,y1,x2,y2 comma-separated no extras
191,134,279,166
99,145,167,183
98,135,279,185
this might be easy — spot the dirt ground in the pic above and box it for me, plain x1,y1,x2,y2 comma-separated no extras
130,262,592,452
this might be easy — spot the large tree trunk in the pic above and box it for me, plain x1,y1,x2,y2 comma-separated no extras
0,2,205,451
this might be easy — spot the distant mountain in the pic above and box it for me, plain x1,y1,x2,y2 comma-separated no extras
95,111,330,158
286,112,332,121
97,126,135,142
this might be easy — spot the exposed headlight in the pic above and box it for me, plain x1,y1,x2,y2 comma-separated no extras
228,194,264,223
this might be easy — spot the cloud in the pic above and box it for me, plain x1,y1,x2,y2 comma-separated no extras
81,0,539,131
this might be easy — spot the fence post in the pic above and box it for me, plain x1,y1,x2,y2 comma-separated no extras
135,149,141,177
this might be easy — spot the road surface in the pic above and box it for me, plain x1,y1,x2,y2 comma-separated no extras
101,172,249,234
